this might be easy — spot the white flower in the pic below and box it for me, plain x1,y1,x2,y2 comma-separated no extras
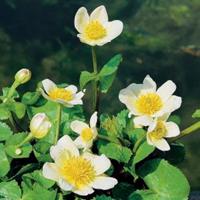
71,112,98,150
146,113,180,151
42,135,117,196
30,113,51,139
41,79,84,107
74,5,123,46
119,75,182,127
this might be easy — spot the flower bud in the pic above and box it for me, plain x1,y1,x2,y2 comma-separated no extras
30,113,51,139
15,68,31,84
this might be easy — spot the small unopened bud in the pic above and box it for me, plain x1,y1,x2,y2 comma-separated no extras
30,113,51,139
15,68,31,84
15,148,22,155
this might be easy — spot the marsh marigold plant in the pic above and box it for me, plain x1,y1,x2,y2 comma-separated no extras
0,4,198,200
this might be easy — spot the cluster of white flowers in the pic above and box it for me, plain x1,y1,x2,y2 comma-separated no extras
26,5,183,197
119,75,182,151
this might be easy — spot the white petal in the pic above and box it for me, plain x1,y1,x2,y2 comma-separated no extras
83,153,111,175
157,80,176,102
73,186,94,196
90,5,108,23
74,136,85,148
42,79,57,94
68,99,83,106
153,138,170,151
92,176,118,190
77,33,96,46
65,85,77,94
75,91,85,99
127,83,144,97
42,163,59,181
90,111,98,128
100,20,123,44
165,122,180,138
161,95,182,115
74,7,89,33
58,179,73,191
70,120,89,134
143,75,157,92
147,120,157,132
50,135,79,161
158,113,170,121
133,116,154,127
118,87,139,115
146,133,154,146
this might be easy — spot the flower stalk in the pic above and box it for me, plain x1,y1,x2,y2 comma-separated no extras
55,103,62,144
91,47,99,112
170,121,200,142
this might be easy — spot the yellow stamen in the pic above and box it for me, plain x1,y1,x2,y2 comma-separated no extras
60,156,96,189
48,88,73,101
81,128,93,142
149,121,167,140
135,93,163,115
84,20,107,40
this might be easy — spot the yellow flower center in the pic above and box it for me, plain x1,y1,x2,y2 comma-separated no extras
84,20,107,40
48,88,73,101
60,156,96,189
149,121,167,140
81,128,93,142
135,93,163,115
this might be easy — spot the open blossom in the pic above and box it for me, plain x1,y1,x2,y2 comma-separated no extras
146,113,180,151
71,112,98,150
119,75,182,127
41,79,84,107
74,5,123,46
42,135,117,196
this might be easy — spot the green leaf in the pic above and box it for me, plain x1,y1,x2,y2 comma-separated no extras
5,132,32,158
23,170,55,189
79,71,97,90
192,109,200,118
112,182,135,200
0,143,10,177
0,180,21,200
99,54,122,93
21,183,56,200
9,102,26,119
22,91,41,105
33,141,52,162
132,159,190,200
128,128,146,143
93,195,114,200
0,122,13,141
99,143,132,163
0,105,10,120
133,141,155,165
129,190,158,200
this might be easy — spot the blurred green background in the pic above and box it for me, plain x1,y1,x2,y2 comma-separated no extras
0,0,200,190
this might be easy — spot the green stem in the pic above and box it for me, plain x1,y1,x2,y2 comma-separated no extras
54,103,62,144
3,80,20,131
91,47,99,112
17,133,33,148
133,135,146,153
3,80,20,103
170,121,200,142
